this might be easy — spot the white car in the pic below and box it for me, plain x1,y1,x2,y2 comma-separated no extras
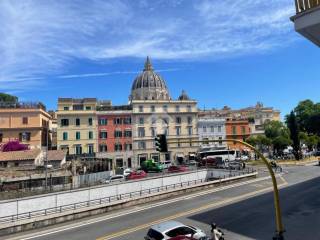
145,221,207,240
104,175,125,184
123,168,132,177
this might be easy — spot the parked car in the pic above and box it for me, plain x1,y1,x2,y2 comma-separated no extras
161,160,172,169
144,221,207,240
141,159,163,172
127,170,147,180
104,175,125,184
123,168,133,177
228,161,244,170
168,165,188,173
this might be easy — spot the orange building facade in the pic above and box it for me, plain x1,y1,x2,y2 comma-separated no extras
0,102,52,149
225,118,251,150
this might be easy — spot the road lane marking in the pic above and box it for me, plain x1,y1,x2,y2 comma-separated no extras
6,175,281,240
97,180,288,240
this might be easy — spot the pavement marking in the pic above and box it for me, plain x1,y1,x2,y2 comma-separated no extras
97,178,288,240
5,175,279,240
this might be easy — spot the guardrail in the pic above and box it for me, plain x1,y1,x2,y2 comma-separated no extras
0,169,255,224
295,0,320,14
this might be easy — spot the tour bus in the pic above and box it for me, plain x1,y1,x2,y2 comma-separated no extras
197,148,238,162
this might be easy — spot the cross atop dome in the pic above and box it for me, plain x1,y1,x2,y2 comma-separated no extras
143,56,153,71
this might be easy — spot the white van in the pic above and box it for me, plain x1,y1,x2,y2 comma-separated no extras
105,175,125,184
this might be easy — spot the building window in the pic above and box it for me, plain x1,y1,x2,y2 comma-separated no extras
138,127,145,137
22,117,28,124
151,127,156,137
176,117,181,124
0,133,2,143
19,132,31,141
139,106,144,113
73,105,83,110
218,125,222,133
125,143,132,151
88,144,94,154
163,105,168,112
63,132,68,140
114,130,122,138
124,117,131,124
187,116,192,124
203,126,207,132
175,105,180,112
88,131,93,140
188,126,193,136
76,132,81,140
115,143,123,151
99,118,107,125
138,141,146,150
211,126,214,132
85,106,92,110
76,118,80,126
241,126,246,134
151,105,155,112
99,131,107,139
176,126,181,136
232,126,237,135
75,145,82,155
99,144,107,152
88,118,93,126
139,117,144,125
114,118,122,125
187,105,192,112
63,106,69,111
219,137,223,145
124,130,132,137
164,127,169,136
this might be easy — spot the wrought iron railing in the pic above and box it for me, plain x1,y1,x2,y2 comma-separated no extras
295,0,320,14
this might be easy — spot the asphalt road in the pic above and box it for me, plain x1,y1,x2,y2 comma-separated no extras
4,165,320,240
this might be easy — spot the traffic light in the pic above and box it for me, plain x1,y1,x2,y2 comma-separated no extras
155,134,168,152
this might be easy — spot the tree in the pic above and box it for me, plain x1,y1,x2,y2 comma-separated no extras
294,99,320,135
300,132,319,151
264,121,290,140
286,111,301,160
0,93,18,103
272,136,292,154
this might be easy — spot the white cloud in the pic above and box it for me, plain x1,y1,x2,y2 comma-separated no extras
0,0,296,91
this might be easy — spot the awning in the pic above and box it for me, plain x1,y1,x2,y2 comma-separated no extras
189,154,195,157
176,154,184,158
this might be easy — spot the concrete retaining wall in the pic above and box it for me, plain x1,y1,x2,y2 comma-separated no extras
0,170,209,218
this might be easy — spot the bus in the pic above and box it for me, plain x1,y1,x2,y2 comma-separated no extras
197,148,238,162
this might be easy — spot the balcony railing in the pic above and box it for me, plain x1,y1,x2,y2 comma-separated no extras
295,0,320,14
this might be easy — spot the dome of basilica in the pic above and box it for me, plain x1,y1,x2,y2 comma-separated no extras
130,57,171,101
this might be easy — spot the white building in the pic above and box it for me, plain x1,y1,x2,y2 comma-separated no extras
198,118,226,149
130,57,199,166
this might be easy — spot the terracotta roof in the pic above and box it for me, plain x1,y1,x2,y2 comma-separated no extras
47,150,66,161
0,149,41,161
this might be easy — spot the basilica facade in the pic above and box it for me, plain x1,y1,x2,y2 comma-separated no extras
130,57,199,166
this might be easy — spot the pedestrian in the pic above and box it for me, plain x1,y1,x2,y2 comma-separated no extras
210,223,224,240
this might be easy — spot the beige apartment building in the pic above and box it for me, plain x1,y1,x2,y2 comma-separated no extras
56,98,98,155
130,57,199,166
200,102,281,136
0,102,51,149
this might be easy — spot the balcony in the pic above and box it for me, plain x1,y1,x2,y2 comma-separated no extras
291,0,320,46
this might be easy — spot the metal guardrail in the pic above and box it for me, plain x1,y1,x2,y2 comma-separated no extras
0,169,255,224
295,0,320,14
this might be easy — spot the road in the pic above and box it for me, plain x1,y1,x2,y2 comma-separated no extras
3,165,320,240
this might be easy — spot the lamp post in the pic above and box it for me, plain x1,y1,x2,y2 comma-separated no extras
167,138,285,240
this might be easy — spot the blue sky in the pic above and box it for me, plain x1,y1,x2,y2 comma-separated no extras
0,0,319,117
